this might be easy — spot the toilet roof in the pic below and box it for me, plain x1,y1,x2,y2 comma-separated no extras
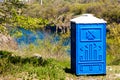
70,14,106,24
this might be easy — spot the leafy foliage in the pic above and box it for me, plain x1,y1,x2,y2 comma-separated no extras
0,25,7,34
0,0,49,33
12,15,49,30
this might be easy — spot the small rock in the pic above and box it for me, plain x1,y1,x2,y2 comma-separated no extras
107,66,112,71
115,74,120,78
33,53,42,59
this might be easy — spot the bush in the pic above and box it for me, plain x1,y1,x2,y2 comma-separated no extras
0,50,12,58
102,7,120,23
107,23,120,65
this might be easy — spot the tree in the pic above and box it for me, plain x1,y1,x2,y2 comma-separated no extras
0,0,26,33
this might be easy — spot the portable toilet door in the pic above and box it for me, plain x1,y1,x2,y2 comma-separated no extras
70,14,107,75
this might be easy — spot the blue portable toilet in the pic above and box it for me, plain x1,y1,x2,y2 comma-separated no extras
70,14,107,75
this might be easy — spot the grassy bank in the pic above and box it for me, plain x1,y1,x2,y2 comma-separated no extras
0,50,120,80
0,50,70,80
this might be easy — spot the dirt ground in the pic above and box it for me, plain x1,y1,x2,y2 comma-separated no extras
66,66,120,80
0,66,120,80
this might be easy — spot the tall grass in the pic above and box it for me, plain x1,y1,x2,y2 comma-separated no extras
15,34,70,60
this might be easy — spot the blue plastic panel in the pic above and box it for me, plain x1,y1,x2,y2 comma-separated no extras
80,28,101,42
71,23,106,75
76,24,106,75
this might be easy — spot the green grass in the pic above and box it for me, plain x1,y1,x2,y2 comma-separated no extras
1,50,120,80
0,51,70,80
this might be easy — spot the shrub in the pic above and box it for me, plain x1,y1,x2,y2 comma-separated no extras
0,50,12,58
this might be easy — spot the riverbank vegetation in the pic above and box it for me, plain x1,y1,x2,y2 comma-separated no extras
0,0,120,79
